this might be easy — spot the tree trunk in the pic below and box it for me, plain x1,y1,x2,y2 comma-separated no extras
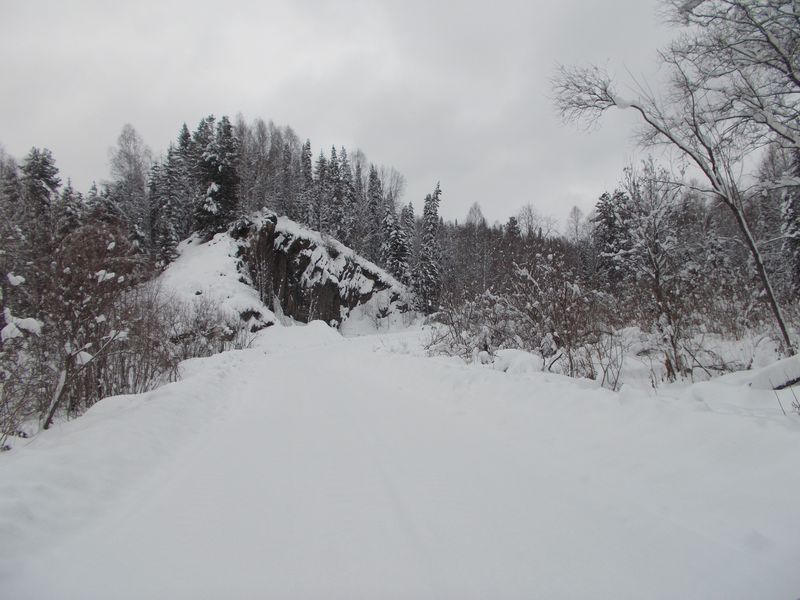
729,203,795,356
42,367,67,430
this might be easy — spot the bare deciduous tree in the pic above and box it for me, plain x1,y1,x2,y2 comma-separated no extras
107,124,153,243
552,0,797,354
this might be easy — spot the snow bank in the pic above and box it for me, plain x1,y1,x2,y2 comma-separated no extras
744,354,800,390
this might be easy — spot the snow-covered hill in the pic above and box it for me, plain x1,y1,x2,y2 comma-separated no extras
1,321,799,599
155,211,412,336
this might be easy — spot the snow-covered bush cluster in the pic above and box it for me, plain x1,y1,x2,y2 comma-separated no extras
431,156,799,389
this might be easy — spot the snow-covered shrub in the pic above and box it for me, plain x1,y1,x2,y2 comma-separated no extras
72,283,183,404
504,250,618,380
431,250,619,383
0,305,44,449
431,290,521,361
167,295,255,360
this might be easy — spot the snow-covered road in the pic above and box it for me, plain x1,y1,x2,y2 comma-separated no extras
2,323,799,599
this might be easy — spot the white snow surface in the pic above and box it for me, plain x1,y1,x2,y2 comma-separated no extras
1,322,799,599
6,272,25,287
157,232,275,327
1,309,43,342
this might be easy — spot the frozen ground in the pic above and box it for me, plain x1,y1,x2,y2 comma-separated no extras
1,322,799,599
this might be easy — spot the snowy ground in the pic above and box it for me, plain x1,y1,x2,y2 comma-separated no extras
1,322,799,599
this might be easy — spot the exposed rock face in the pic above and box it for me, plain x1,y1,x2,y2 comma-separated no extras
233,213,409,326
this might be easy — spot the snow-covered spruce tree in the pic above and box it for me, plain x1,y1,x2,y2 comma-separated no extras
16,147,62,319
55,179,84,240
299,139,315,227
193,116,240,236
21,147,60,257
365,165,385,263
379,203,395,266
148,145,182,267
327,146,343,237
174,123,195,238
190,116,216,230
379,204,411,284
337,147,356,247
400,202,418,284
280,141,295,219
591,190,631,290
417,183,443,313
311,150,329,233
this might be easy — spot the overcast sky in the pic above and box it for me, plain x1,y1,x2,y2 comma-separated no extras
0,0,674,227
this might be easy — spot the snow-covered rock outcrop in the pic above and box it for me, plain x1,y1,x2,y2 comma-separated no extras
233,212,410,327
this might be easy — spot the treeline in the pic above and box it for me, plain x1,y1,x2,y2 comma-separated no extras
432,152,799,384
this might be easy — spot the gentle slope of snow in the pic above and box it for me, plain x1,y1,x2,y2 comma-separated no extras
1,324,799,599
158,232,275,327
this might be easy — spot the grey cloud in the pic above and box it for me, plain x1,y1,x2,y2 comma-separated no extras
0,0,673,227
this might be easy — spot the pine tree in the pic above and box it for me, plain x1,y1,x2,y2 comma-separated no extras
382,205,411,285
351,157,367,254
191,116,216,233
21,147,61,259
280,142,295,219
149,146,181,266
496,215,522,283
400,201,417,279
328,146,342,237
174,123,195,238
193,115,240,235
380,203,396,266
417,183,443,313
338,147,356,246
55,179,84,240
299,139,314,227
366,165,384,262
213,116,240,222
591,190,631,289
312,150,329,232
